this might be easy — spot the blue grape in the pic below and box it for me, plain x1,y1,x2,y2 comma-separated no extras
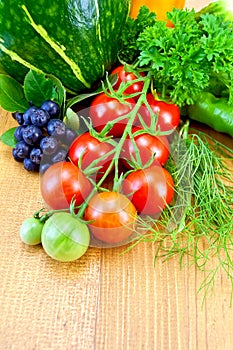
64,128,77,146
40,136,58,155
30,108,50,127
41,100,60,118
22,125,43,145
12,141,31,160
14,125,27,142
47,119,66,137
30,148,43,164
51,147,68,163
23,158,39,172
13,112,24,125
23,106,38,125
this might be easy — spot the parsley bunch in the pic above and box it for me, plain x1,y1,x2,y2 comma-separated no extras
120,8,233,107
119,6,157,64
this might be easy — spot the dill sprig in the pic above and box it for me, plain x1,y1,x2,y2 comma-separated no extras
127,122,233,301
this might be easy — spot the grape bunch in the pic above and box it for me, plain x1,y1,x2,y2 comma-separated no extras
12,100,77,172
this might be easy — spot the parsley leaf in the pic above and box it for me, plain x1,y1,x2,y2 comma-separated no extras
119,6,157,63
135,9,233,106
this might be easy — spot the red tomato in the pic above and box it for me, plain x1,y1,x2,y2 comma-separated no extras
40,161,92,210
111,65,145,96
121,126,170,169
122,165,174,216
84,191,137,244
68,132,114,180
89,92,136,137
138,93,180,131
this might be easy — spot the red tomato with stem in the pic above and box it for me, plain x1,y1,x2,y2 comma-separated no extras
68,132,114,180
121,126,170,169
40,161,93,210
89,92,136,137
138,93,180,132
84,191,137,244
122,165,174,216
111,65,145,97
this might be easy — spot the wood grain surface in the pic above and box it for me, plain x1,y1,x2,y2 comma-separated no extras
1,1,233,349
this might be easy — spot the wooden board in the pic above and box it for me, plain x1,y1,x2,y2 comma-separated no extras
1,1,233,349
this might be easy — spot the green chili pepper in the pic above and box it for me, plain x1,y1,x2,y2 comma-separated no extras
188,92,233,138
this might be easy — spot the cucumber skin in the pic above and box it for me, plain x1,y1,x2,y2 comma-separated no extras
0,0,131,93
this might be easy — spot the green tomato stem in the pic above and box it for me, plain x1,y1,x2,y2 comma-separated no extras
77,75,152,218
35,207,69,223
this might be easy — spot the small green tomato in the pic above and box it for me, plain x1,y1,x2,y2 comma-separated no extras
41,212,90,262
20,217,44,245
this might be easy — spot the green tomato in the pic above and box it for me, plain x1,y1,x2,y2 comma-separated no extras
20,217,44,245
41,212,90,262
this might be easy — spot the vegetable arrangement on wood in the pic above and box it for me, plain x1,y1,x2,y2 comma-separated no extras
0,0,233,300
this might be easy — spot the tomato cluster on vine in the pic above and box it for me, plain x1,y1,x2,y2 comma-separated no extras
39,65,180,247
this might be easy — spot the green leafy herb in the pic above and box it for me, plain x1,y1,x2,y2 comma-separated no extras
118,6,157,63
0,74,28,112
0,127,17,147
137,10,207,105
125,122,233,302
124,8,233,106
